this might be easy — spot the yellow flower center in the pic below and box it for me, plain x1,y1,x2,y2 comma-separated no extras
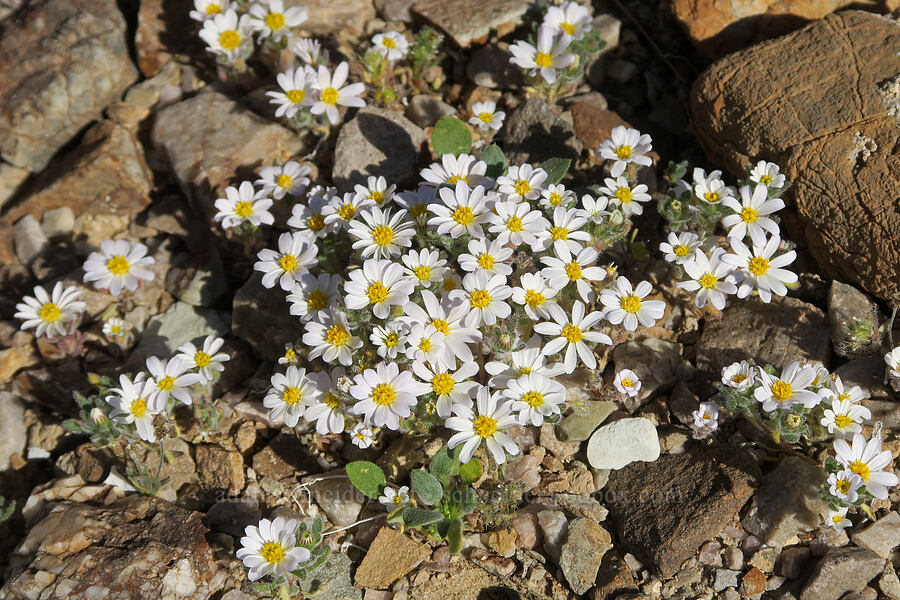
748,256,770,276
620,377,634,387
194,350,211,368
614,145,632,159
473,415,498,438
325,325,349,346
383,37,396,49
282,386,302,405
307,213,325,231
698,273,718,289
392,494,403,504
561,323,583,343
430,318,449,334
477,253,495,270
534,52,553,68
110,325,122,334
452,206,474,226
283,348,296,362
219,30,241,51
447,175,466,185
106,255,131,276
564,261,582,281
549,226,568,241
418,338,432,353
759,174,773,185
770,380,792,402
674,244,690,257
505,215,524,232
278,254,299,273
409,203,427,218
306,289,329,311
369,191,385,204
740,207,758,223
470,289,492,309
834,415,853,429
704,191,720,203
432,373,455,395
412,265,431,281
39,303,62,323
367,281,389,304
337,203,356,220
514,180,531,196
157,376,175,392
838,393,851,403
832,515,844,524
260,542,286,565
205,3,222,14
372,383,396,406
234,200,254,218
615,187,633,204
561,22,575,35
371,224,395,247
849,460,870,481
548,192,563,206
265,12,285,30
522,391,544,408
620,294,642,314
286,89,306,104
384,332,399,347
324,392,341,409
525,289,545,307
835,478,851,494
130,398,148,417
478,112,494,124
732,374,747,384
320,87,339,105
518,367,532,375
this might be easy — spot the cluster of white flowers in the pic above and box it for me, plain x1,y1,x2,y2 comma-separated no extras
269,59,366,126
105,336,230,442
509,1,591,84
194,0,308,63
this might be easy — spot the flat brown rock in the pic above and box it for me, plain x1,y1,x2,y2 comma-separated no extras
354,526,430,590
413,0,531,47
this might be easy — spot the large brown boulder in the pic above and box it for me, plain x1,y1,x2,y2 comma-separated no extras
691,11,900,302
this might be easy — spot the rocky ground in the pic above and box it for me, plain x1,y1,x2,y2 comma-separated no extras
0,0,899,599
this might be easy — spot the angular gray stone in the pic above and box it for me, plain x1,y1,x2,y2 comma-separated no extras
537,509,568,561
556,400,616,442
504,97,582,165
612,338,686,412
560,518,612,595
405,95,457,128
232,273,304,361
285,0,375,34
799,547,884,600
303,471,365,527
332,107,427,190
413,0,531,47
466,44,524,89
836,358,893,400
0,392,26,471
134,301,231,358
165,248,227,307
713,569,741,593
828,281,880,356
13,215,48,266
41,207,75,240
299,552,362,600
851,512,900,558
374,0,416,21
0,0,138,173
587,418,660,470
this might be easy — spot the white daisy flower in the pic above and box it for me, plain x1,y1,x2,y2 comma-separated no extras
286,191,338,239
279,344,299,367
305,369,347,435
370,320,409,360
372,31,409,60
449,271,512,328
659,231,701,265
749,160,785,189
267,66,317,119
542,184,576,210
597,125,653,177
821,375,867,405
323,192,375,230
344,259,414,319
146,356,202,411
303,309,362,366
827,506,852,532
721,360,755,392
485,336,565,388
534,300,611,373
82,239,156,297
613,369,641,397
543,0,592,40
677,248,738,310
446,386,520,464
412,360,479,418
721,184,784,247
821,397,871,438
459,237,514,277
469,101,505,131
511,272,560,321
15,282,85,338
540,244,606,303
599,176,651,217
237,517,310,582
506,372,565,427
401,248,447,287
214,181,274,230
420,153,493,189
722,235,797,303
577,193,609,224
257,161,311,200
350,361,428,430
401,290,482,364
311,61,366,125
692,401,720,435
264,365,321,428
810,363,831,389
254,231,318,291
497,164,548,202
599,276,666,332
692,168,734,205
833,433,899,500
198,9,253,62
396,185,435,221
106,374,158,442
827,469,864,503
427,181,493,239
249,0,307,41
354,175,397,206
190,0,234,22
509,24,575,84
379,485,411,509
292,37,326,67
753,360,820,412
885,346,900,379
287,272,341,323
404,323,446,366
175,335,230,384
532,205,591,255
348,206,415,259
489,199,549,247
350,423,376,448
102,317,130,342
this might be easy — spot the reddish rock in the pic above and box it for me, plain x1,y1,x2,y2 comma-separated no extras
135,0,195,77
354,526,430,590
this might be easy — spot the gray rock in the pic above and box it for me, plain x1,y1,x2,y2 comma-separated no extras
220,591,255,600
799,547,884,600
780,547,811,579
232,273,304,361
560,518,613,595
587,418,660,470
584,13,620,87
537,509,568,561
553,492,608,522
713,569,741,593
836,358,893,400
697,296,831,378
303,471,365,527
556,400,616,442
723,546,743,571
285,0,375,35
41,207,74,239
0,0,138,173
134,301,231,358
0,392,26,471
466,44,524,89
851,512,900,558
878,563,900,600
299,552,362,600
374,0,416,21
13,215,48,266
828,281,880,356
206,498,261,538
668,384,700,426
608,60,640,84
405,95,456,128
413,0,531,47
332,107,427,190
742,456,828,547
165,248,227,307
613,338,687,411
504,97,582,165
0,162,29,209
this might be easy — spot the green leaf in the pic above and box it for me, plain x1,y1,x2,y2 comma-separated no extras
432,116,472,157
430,447,461,486
402,507,445,529
460,486,478,515
481,144,507,179
410,469,444,506
540,157,571,185
345,461,386,499
458,458,482,484
447,517,463,554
